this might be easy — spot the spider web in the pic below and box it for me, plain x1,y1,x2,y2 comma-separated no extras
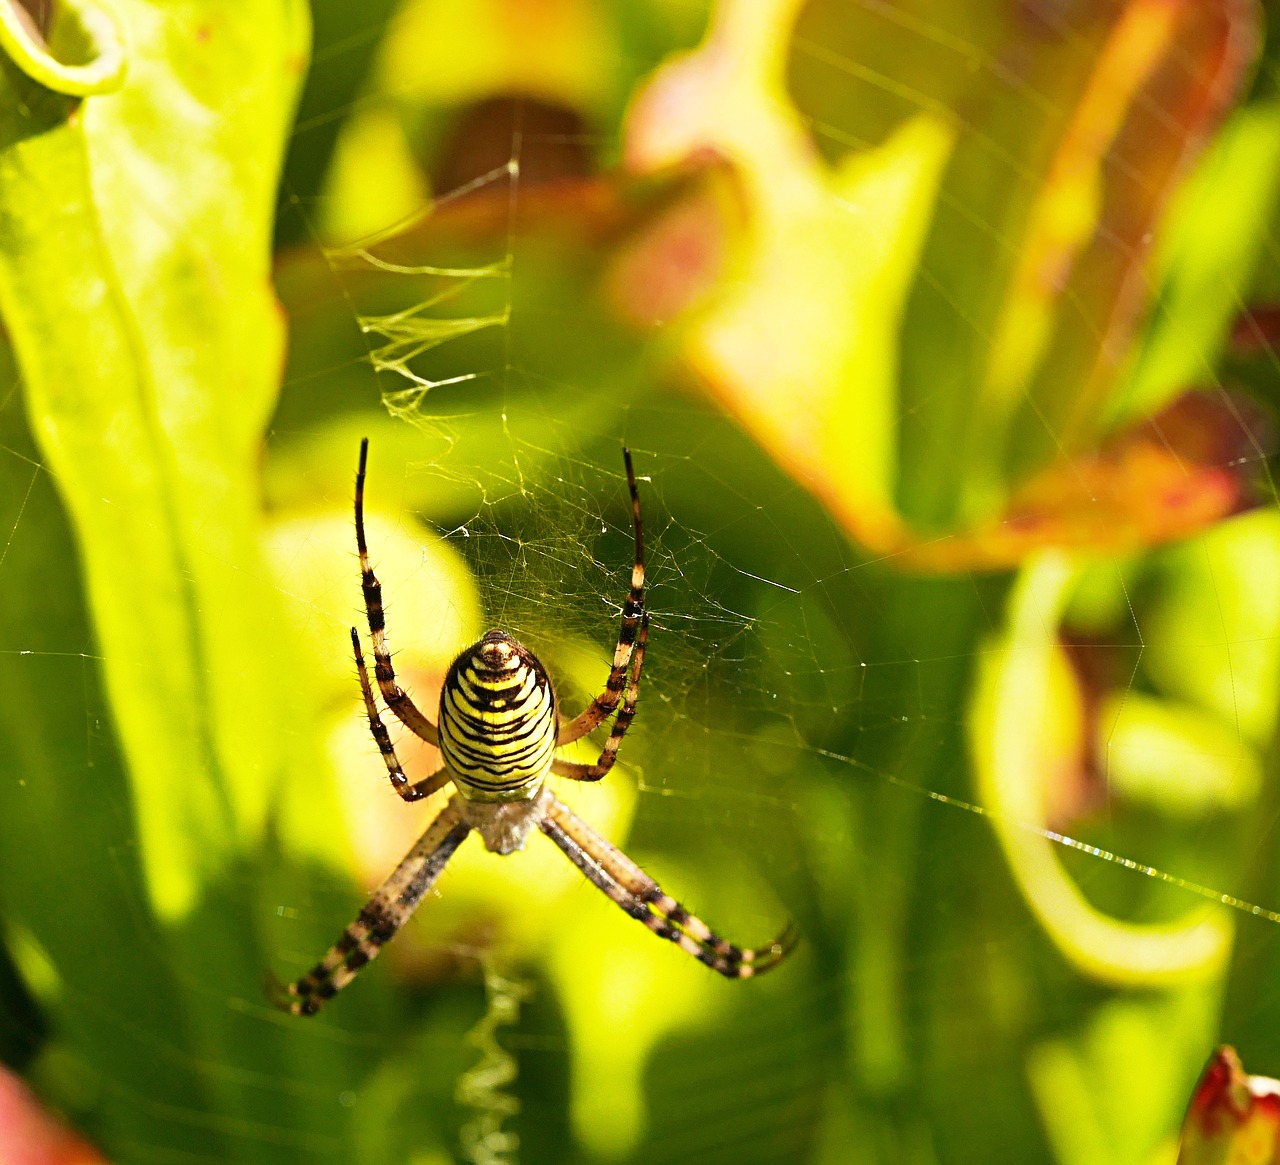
2,3,1280,1165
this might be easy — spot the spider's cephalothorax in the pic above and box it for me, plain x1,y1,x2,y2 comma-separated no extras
438,630,557,802
270,440,796,1016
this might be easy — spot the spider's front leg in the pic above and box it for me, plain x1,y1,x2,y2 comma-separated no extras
539,795,796,978
272,797,471,1016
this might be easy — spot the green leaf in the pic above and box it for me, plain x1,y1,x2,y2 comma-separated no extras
0,0,310,920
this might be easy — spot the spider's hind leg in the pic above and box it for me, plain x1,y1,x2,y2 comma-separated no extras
558,447,646,747
552,612,648,783
355,438,440,746
351,627,452,802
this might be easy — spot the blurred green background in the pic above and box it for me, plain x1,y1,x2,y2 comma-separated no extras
2,1,1280,1163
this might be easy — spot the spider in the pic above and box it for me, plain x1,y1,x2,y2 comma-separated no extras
273,440,796,1016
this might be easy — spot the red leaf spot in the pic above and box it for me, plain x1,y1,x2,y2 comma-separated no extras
0,1067,108,1165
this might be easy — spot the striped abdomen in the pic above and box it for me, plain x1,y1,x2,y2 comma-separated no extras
438,630,557,802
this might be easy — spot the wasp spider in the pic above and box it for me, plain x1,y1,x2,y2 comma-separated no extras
273,440,796,1015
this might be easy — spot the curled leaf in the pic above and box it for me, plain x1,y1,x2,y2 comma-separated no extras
0,0,125,96
971,554,1231,985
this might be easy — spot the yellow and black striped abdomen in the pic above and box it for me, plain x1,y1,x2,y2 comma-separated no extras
438,630,557,801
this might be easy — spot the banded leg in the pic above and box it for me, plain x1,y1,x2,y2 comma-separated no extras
352,628,452,802
540,795,796,978
558,447,645,746
356,438,439,745
552,613,648,782
274,797,471,1016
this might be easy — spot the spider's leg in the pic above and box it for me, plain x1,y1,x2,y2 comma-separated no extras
552,613,647,783
352,628,452,802
275,796,470,1016
356,438,439,745
558,447,645,746
540,795,795,978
